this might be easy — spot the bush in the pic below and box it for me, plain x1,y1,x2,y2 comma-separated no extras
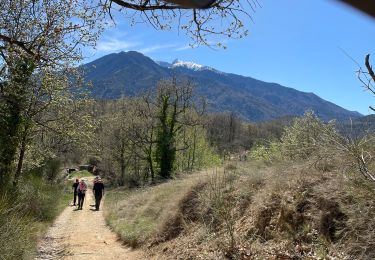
249,142,282,163
43,159,62,182
249,111,340,166
281,111,338,160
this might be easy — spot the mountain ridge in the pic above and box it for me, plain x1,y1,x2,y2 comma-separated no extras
82,51,362,122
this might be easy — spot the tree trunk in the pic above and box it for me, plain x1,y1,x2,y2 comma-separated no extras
190,126,197,171
119,140,126,186
0,101,23,192
13,125,29,187
148,155,155,182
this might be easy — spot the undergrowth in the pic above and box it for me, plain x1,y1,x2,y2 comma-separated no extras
0,175,70,259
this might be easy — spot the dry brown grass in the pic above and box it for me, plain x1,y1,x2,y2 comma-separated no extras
104,159,375,259
142,161,375,260
104,170,212,248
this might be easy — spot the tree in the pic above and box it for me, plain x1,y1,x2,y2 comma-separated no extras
94,98,153,186
0,0,102,190
0,1,257,48
0,0,101,67
151,78,205,178
0,0,254,190
130,97,158,181
163,0,217,9
357,54,375,111
0,59,34,188
205,112,244,156
107,0,257,46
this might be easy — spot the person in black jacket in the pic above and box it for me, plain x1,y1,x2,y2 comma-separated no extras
72,179,79,206
93,176,104,211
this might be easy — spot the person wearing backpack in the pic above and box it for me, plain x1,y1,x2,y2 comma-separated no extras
93,176,104,211
77,179,87,210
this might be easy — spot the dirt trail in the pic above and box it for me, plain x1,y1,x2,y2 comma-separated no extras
36,177,144,260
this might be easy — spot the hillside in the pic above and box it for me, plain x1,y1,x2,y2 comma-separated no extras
104,161,375,259
337,114,375,136
82,51,361,122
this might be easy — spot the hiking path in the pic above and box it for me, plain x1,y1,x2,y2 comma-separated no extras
36,177,144,260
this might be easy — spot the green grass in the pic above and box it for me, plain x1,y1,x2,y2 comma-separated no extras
68,170,92,179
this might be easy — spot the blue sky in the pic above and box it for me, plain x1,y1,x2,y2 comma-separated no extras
85,0,375,115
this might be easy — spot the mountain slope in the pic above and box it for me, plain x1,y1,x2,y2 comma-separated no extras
82,51,361,121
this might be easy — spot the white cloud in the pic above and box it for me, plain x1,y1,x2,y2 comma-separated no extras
138,43,181,54
174,45,194,51
95,36,193,55
96,38,140,52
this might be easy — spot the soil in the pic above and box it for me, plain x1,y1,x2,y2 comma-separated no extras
36,177,144,260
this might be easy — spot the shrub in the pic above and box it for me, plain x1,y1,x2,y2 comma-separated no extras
281,111,338,160
43,158,62,182
249,111,341,167
198,169,238,255
249,141,282,163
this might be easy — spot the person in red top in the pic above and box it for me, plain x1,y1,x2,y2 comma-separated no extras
77,179,87,210
93,176,104,211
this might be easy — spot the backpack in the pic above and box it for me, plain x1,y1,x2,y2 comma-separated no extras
78,182,87,194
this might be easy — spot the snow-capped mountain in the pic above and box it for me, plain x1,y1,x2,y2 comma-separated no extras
82,51,362,122
156,59,224,74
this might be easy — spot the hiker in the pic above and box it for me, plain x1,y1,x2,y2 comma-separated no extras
77,179,87,210
93,176,105,211
72,179,79,206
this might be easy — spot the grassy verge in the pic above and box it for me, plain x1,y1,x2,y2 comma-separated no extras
104,171,212,247
0,176,71,259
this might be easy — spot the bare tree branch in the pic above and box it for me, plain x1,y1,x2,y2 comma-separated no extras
365,54,375,82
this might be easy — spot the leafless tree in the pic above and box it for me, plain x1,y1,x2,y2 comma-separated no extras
97,0,258,46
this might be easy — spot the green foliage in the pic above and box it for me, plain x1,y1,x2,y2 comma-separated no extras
43,159,63,182
0,58,35,191
94,80,220,186
155,90,175,179
153,79,199,179
249,111,339,163
249,142,282,163
68,170,93,179
175,126,221,172
281,111,338,159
